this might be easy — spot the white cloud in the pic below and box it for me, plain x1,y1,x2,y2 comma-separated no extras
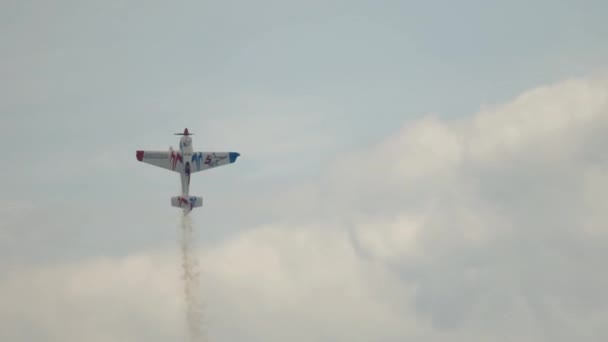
2,73,608,341
0,253,184,342
320,73,608,339
0,226,415,342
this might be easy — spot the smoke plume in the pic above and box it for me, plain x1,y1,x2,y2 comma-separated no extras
180,214,206,341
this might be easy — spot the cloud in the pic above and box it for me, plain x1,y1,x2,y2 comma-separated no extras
0,253,184,342
2,73,608,341
0,226,413,342
321,73,608,339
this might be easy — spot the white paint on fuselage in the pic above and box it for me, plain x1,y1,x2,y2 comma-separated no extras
178,136,193,197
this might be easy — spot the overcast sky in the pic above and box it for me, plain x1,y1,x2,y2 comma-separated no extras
2,1,608,341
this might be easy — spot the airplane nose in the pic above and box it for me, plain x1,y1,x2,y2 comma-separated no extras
229,152,240,163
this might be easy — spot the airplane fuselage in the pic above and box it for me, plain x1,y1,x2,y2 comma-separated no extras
178,135,194,196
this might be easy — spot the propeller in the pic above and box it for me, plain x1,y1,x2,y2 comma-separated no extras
174,128,194,136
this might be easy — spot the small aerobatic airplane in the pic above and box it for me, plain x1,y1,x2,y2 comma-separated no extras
136,128,240,213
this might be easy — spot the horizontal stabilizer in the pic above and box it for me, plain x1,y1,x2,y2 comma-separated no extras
171,196,203,211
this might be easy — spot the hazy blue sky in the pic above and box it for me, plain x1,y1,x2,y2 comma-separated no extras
2,1,608,341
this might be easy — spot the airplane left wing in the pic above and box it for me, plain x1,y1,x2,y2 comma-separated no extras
189,152,240,172
136,150,183,172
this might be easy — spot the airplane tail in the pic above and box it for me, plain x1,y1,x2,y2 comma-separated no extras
171,195,203,212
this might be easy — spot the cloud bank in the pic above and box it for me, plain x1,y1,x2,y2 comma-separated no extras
2,74,608,341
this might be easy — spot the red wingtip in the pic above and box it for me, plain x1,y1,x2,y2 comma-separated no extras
136,150,144,161
184,128,189,136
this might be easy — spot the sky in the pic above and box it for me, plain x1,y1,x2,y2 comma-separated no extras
1,1,608,341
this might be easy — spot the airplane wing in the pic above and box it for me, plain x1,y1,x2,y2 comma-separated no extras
189,152,240,173
136,150,183,172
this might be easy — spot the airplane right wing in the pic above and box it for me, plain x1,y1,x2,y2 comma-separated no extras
136,150,183,172
189,152,240,172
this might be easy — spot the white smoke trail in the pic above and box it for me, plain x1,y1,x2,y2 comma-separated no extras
180,214,206,342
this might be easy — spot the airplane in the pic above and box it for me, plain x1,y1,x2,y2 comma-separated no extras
136,128,240,213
